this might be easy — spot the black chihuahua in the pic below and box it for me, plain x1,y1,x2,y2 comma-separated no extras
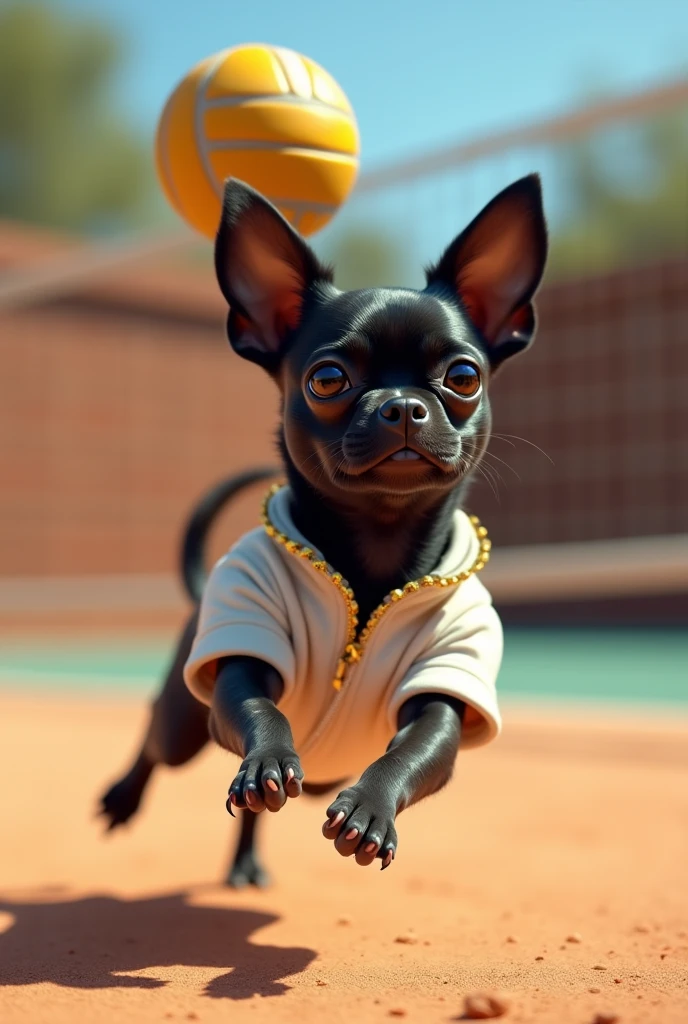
100,175,547,885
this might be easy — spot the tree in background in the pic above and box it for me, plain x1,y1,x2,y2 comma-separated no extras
0,1,152,234
320,225,413,291
548,110,688,279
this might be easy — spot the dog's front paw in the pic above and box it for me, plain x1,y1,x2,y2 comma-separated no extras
227,747,303,814
322,784,397,869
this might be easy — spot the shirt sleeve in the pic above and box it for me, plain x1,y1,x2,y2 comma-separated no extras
183,533,295,707
387,578,503,749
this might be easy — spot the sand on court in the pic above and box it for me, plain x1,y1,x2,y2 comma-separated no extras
1,692,687,1024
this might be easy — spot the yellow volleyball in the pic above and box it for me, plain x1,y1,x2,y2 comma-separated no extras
155,44,360,239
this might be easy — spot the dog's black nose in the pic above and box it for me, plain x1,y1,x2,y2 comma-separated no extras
378,396,429,430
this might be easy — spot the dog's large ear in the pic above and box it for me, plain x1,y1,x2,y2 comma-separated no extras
215,179,333,371
426,175,547,366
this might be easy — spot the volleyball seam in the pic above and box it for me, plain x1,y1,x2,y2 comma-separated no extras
271,46,309,97
266,197,337,216
267,46,291,93
207,139,358,159
157,95,187,221
196,49,233,202
203,92,353,116
194,46,359,230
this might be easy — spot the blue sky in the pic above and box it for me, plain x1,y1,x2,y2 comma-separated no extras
56,0,687,171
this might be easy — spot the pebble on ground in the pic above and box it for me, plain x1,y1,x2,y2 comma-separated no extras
462,993,510,1019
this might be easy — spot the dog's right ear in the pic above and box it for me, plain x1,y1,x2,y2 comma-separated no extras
426,175,547,367
215,180,333,371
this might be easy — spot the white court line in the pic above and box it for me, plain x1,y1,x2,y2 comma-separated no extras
0,669,156,689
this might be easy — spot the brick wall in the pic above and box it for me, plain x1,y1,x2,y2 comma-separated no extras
1,296,279,576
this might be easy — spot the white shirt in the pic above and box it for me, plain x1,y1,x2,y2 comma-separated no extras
184,486,503,783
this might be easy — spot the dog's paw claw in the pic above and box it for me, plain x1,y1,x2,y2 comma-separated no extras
322,784,398,868
228,748,304,814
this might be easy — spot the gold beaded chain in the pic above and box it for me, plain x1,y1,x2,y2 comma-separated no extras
261,483,492,691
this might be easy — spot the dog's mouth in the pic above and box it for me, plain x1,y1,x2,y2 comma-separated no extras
325,434,466,488
374,442,456,472
386,448,424,462
333,443,463,495
340,445,462,484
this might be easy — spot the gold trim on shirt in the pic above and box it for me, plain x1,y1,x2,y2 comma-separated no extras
261,484,491,690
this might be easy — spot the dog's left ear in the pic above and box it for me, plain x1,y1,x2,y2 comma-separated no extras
215,179,333,371
426,174,548,366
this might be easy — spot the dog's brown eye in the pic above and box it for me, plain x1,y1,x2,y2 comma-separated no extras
308,365,350,398
445,362,481,398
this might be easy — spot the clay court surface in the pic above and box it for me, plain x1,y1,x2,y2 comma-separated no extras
1,693,687,1024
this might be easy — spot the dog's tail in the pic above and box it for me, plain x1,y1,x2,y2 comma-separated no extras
180,466,279,604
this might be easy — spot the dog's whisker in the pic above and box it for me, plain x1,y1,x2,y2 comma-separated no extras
461,441,509,496
482,461,505,493
474,431,554,465
477,463,503,503
470,452,504,489
494,433,555,465
470,432,517,450
475,448,521,482
472,455,509,490
468,458,501,503
300,439,346,468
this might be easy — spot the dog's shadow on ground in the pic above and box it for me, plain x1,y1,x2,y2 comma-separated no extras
0,889,317,999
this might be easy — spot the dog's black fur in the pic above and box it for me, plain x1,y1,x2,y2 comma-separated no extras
100,175,547,884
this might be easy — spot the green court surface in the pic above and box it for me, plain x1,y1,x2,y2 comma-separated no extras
0,629,686,707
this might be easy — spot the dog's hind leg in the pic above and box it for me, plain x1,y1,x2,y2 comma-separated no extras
99,609,208,830
226,810,270,888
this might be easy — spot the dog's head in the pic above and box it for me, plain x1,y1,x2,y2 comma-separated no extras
215,177,547,506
